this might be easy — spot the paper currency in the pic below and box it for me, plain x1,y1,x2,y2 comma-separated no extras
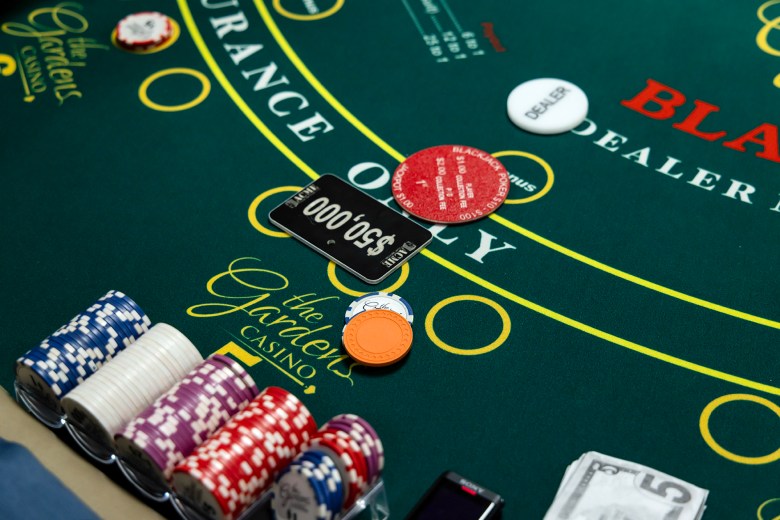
544,452,708,520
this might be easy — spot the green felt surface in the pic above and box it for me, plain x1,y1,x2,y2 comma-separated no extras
1,1,779,518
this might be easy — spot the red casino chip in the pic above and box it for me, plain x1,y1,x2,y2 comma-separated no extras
115,12,173,51
305,432,366,508
392,145,510,224
172,387,317,519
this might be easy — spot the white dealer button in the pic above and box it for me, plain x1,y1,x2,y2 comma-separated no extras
507,78,588,135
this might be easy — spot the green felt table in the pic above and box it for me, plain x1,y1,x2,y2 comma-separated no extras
1,1,779,518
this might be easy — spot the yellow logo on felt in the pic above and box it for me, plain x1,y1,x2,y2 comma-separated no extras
1,2,108,105
756,0,780,87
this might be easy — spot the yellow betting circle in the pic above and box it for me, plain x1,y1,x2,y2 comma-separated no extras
138,68,211,113
758,498,780,520
774,73,780,89
492,150,554,204
327,261,409,297
426,295,511,356
112,17,181,54
699,393,780,465
272,0,345,21
248,186,301,238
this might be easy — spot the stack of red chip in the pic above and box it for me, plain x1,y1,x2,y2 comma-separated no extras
115,12,174,52
171,387,317,520
303,414,385,509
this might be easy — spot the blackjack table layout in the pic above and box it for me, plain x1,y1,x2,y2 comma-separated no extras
1,1,779,518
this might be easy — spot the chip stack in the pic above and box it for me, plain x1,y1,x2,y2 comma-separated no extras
172,387,317,520
61,323,203,454
295,415,385,513
114,354,260,493
115,12,174,52
342,292,414,367
271,450,345,520
15,290,151,418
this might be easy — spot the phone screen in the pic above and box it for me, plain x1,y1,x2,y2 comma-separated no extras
406,477,497,520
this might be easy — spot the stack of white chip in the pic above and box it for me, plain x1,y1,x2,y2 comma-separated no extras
61,323,203,450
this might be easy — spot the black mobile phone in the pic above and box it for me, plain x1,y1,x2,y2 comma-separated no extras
405,471,504,520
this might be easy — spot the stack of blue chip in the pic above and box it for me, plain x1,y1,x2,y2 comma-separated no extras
271,449,345,520
15,290,151,402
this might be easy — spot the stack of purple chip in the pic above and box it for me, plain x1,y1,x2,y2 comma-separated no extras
115,354,260,488
328,414,385,485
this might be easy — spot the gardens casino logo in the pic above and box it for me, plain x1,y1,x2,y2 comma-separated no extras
0,3,108,105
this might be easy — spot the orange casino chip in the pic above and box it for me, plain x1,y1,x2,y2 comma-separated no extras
342,310,413,367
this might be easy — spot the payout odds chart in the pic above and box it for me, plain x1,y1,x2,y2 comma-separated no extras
1,0,779,518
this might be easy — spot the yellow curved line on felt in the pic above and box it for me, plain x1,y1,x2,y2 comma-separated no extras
758,497,780,520
177,0,317,181
421,248,780,396
254,0,780,330
489,214,780,329
177,0,780,396
253,0,406,163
